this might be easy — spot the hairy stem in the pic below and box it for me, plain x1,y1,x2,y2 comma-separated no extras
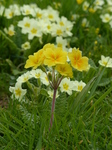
49,89,57,131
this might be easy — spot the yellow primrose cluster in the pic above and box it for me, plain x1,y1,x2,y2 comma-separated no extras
24,43,89,130
25,43,89,80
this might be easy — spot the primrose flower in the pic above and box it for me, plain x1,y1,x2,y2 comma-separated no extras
48,90,59,98
43,46,67,67
4,8,14,19
53,2,61,9
34,7,45,19
107,0,112,5
18,17,32,34
40,72,49,86
9,4,21,16
94,0,104,6
56,36,68,50
20,4,35,16
43,43,55,51
21,41,31,50
30,69,44,79
25,49,44,69
45,21,55,34
76,0,84,5
57,16,73,36
9,82,27,101
59,78,75,95
89,7,96,13
51,24,65,37
81,18,89,27
68,48,89,71
98,55,112,68
16,71,32,84
73,80,86,92
55,62,73,78
45,6,59,22
100,14,112,23
28,20,42,40
4,24,15,36
82,1,89,11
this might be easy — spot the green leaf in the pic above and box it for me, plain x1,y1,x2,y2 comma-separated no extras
40,88,49,97
83,85,112,117
70,76,96,112
98,77,112,86
89,58,97,69
0,30,21,52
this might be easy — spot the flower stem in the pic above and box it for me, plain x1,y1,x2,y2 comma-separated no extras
49,88,57,131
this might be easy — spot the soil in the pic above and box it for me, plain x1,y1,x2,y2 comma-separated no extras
0,94,9,109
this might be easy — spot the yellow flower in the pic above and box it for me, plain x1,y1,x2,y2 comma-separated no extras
43,43,55,51
25,49,44,69
76,0,84,5
43,46,67,67
68,48,88,71
55,62,73,78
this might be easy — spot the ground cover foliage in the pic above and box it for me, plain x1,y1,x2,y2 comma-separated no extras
0,0,112,149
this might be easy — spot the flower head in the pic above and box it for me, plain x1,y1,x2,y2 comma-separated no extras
4,24,15,36
68,48,89,71
30,69,44,79
98,55,112,68
55,62,73,78
25,49,44,69
43,46,67,67
21,41,31,50
20,4,35,16
16,71,31,84
40,72,49,86
48,90,59,98
59,78,75,95
76,0,84,5
100,14,112,23
9,82,27,101
73,80,86,92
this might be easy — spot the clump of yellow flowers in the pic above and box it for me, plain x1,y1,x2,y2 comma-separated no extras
25,43,89,130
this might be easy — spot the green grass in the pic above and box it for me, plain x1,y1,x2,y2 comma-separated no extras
0,0,112,149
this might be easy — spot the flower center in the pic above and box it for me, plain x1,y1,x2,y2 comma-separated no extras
47,25,51,30
63,83,69,90
9,12,14,17
31,28,37,34
15,88,21,96
57,43,62,47
48,14,53,19
35,73,41,78
103,61,107,66
56,29,62,35
78,85,83,91
45,76,48,81
8,30,14,36
36,13,42,18
105,17,110,22
60,21,64,26
23,77,29,82
24,22,30,27
26,10,30,15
